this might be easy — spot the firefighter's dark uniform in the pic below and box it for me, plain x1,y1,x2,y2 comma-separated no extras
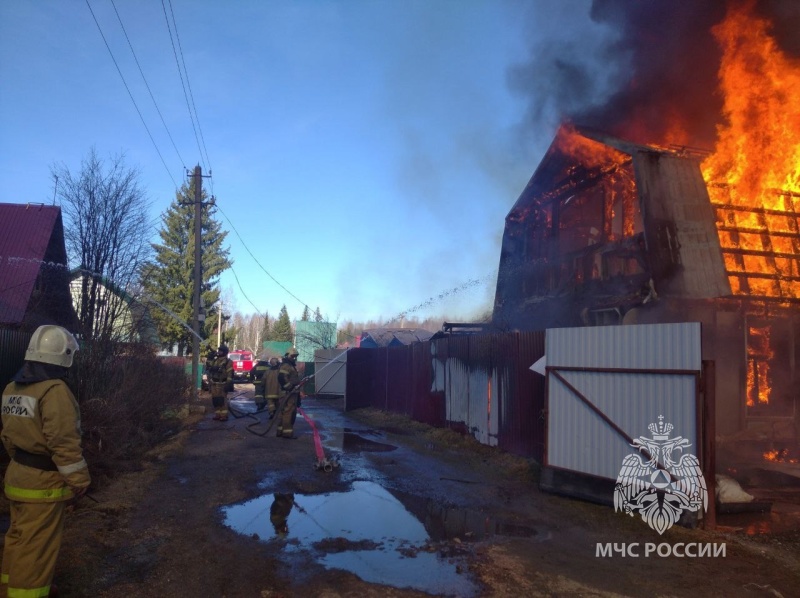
277,352,301,438
270,493,295,537
208,354,233,421
263,359,281,419
249,360,269,410
203,349,216,390
1,362,90,597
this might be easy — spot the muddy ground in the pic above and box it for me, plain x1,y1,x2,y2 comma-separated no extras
3,384,800,597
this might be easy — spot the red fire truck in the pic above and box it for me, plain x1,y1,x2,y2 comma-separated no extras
228,350,254,381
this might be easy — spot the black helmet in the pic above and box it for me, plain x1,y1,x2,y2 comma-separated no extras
218,344,229,356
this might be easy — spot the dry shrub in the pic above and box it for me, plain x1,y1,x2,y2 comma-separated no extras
76,345,190,486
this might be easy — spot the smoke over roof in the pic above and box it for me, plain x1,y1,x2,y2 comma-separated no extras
510,0,800,148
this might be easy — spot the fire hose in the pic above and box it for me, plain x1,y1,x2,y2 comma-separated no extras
228,351,352,470
297,406,339,472
229,379,340,472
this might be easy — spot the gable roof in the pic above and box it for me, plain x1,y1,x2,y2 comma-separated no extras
0,203,66,326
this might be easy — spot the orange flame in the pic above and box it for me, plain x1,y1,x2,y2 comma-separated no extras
555,125,628,170
702,0,800,300
698,1,800,408
763,449,799,463
703,0,800,202
555,126,637,241
746,325,773,407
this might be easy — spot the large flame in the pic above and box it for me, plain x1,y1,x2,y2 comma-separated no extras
703,0,800,200
746,325,773,407
702,0,800,301
699,1,800,407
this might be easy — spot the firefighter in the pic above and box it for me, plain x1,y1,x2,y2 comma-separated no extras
249,358,270,411
276,347,302,438
262,357,281,419
208,344,234,421
269,492,295,538
202,347,216,391
1,325,90,598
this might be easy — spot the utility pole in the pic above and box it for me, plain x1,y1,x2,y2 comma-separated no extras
191,166,203,400
218,300,223,347
180,165,213,400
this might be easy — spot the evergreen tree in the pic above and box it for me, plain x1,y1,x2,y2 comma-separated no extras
259,312,271,344
141,179,231,355
301,306,310,321
272,305,293,342
314,307,324,322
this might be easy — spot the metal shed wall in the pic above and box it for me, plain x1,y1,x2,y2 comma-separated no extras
345,331,546,460
545,322,702,481
313,349,347,396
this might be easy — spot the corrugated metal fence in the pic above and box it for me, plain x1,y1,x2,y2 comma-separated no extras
345,331,546,461
0,329,32,390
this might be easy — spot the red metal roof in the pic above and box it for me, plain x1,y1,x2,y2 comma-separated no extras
0,203,63,325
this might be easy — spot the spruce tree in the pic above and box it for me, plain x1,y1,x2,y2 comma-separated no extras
260,312,271,344
272,305,293,342
141,180,231,355
314,307,324,322
301,306,310,321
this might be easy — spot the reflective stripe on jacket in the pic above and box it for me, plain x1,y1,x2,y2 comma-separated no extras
1,379,90,503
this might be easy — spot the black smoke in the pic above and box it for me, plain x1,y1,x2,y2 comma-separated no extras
510,0,800,148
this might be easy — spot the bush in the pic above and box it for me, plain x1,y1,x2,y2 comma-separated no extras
75,344,191,486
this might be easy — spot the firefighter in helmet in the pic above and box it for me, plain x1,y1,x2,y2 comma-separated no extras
249,357,270,411
276,347,302,438
262,357,281,419
208,344,233,421
1,325,90,598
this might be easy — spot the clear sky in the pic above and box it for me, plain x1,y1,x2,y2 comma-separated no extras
0,0,616,326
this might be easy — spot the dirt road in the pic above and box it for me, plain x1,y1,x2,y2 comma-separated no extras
18,386,800,597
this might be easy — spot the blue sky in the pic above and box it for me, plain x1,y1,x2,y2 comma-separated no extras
0,0,616,326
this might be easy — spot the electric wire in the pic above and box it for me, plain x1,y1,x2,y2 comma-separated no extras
109,0,187,172
214,202,310,311
84,0,179,190
161,0,208,173
166,0,212,175
226,262,269,320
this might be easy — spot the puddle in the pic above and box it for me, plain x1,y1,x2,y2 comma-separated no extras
221,481,482,596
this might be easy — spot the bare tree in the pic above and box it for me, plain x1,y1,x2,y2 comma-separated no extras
54,148,153,342
227,312,268,353
53,148,153,401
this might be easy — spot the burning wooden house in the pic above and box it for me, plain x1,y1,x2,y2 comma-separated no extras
494,124,800,461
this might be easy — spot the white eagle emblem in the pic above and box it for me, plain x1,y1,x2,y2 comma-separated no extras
614,416,707,535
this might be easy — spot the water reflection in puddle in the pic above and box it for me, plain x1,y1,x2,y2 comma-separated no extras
222,481,480,596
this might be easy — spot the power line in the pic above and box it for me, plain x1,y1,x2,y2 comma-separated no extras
166,0,212,175
214,202,310,311
227,262,268,319
161,0,207,173
84,0,179,190
109,0,187,171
